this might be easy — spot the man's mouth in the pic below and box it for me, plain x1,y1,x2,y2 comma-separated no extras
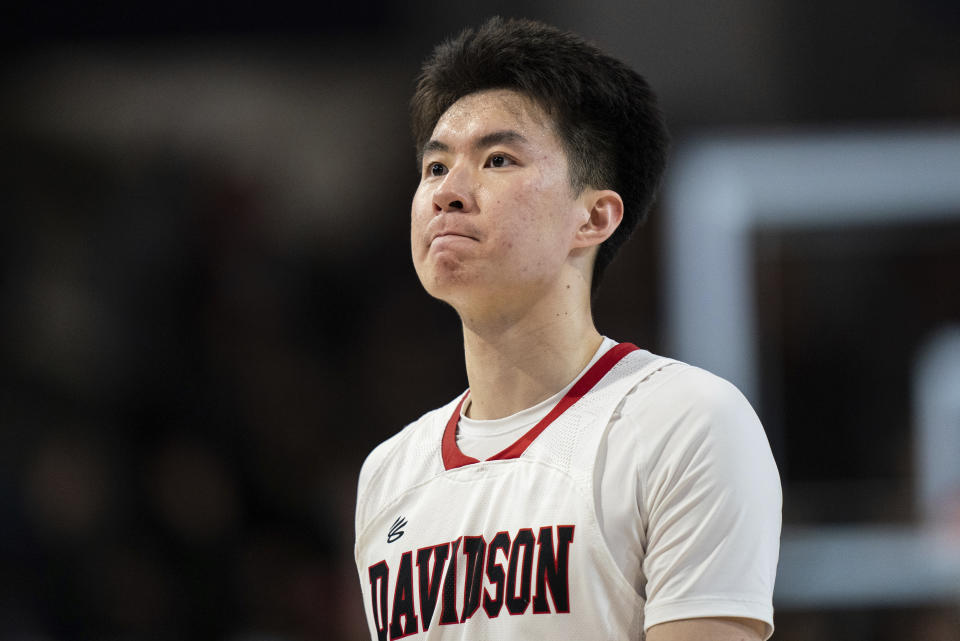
431,231,477,244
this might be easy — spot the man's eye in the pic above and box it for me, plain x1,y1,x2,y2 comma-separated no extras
487,154,512,168
428,162,447,176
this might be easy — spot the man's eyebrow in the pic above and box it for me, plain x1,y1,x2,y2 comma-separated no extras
474,130,529,151
421,139,449,158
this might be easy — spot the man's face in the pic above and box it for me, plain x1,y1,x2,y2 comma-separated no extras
411,89,587,315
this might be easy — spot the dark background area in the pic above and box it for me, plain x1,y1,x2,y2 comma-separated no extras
2,1,959,639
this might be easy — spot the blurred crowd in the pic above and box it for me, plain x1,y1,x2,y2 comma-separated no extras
3,146,370,639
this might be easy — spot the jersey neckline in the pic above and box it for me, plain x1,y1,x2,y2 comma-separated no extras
441,342,639,470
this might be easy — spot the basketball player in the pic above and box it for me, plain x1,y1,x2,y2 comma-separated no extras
355,17,781,641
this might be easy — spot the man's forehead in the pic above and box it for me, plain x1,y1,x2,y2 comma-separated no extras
431,89,554,140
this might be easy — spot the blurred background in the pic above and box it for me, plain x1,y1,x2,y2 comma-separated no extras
2,1,959,639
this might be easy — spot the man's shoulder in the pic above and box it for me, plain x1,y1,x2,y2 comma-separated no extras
612,347,750,414
640,359,755,420
359,395,461,481
616,355,768,464
355,394,463,532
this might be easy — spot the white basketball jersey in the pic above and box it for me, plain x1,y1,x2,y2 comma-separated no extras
355,344,671,640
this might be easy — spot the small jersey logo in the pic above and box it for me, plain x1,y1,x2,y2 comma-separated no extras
388,516,407,543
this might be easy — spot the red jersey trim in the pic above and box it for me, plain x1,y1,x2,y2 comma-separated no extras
441,342,640,470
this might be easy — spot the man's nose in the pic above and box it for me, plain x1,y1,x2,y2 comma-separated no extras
432,165,476,213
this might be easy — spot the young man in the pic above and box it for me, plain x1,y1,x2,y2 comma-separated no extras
355,17,781,641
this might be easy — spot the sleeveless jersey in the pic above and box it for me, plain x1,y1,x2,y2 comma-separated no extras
355,344,672,640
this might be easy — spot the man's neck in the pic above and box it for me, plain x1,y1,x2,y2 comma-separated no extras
460,295,603,420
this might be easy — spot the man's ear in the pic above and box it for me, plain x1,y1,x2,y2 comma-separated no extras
573,189,624,249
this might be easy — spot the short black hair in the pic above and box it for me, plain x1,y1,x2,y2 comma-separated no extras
411,16,670,294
